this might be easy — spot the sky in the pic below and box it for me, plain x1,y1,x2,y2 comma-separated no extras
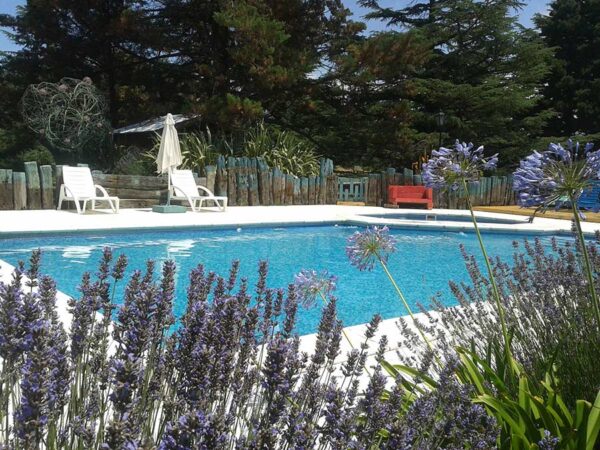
0,0,551,53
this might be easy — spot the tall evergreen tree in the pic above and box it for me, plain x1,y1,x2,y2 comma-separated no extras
536,0,600,136
0,0,362,166
0,0,170,125
360,0,552,166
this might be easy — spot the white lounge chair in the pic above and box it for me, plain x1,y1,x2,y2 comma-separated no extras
170,169,227,212
57,166,120,214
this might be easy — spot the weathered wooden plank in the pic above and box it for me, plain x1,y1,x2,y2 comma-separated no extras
24,161,41,209
227,157,238,206
106,188,168,199
318,159,333,205
93,173,166,190
326,175,338,204
236,158,249,207
13,172,27,210
382,168,395,204
205,165,216,194
256,158,269,205
0,169,14,210
310,176,318,205
366,174,381,206
272,168,285,205
285,175,294,205
215,155,228,197
300,177,309,205
39,165,54,209
248,162,259,206
403,168,413,186
293,177,301,205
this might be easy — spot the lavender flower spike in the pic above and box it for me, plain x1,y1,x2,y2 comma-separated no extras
346,226,396,271
422,140,498,191
293,269,337,308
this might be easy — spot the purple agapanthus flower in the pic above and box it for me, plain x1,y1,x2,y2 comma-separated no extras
513,140,600,210
423,140,498,191
346,226,396,271
293,269,337,308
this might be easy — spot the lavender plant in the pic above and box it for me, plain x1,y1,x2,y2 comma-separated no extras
514,140,600,329
1,249,500,449
430,235,600,405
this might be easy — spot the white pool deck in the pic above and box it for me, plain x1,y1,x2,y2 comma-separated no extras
0,204,599,236
1,205,599,379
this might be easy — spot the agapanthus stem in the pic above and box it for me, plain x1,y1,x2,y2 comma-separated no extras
377,258,435,353
462,179,511,358
570,198,600,330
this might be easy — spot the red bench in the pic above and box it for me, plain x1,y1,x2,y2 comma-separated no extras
387,185,433,209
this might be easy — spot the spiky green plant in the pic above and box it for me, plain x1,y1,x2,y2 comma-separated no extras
243,122,320,177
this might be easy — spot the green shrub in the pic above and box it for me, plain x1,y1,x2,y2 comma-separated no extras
19,144,54,166
242,122,320,177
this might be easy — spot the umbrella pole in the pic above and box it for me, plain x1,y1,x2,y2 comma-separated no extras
167,167,171,206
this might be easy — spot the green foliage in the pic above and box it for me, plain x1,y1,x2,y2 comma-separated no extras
0,0,597,170
536,0,600,136
383,343,600,449
0,126,38,169
455,345,600,450
359,0,552,167
111,145,155,176
242,122,320,176
19,144,54,167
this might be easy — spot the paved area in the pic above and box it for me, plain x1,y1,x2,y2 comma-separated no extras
1,204,599,236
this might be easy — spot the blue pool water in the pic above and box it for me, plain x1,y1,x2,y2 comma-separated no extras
0,225,571,335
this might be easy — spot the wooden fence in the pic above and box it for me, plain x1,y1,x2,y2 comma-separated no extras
0,158,338,210
338,167,517,208
0,159,516,211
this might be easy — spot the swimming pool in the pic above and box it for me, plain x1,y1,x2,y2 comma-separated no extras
0,225,571,335
358,213,527,224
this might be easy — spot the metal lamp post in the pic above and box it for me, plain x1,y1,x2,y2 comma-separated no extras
435,111,446,148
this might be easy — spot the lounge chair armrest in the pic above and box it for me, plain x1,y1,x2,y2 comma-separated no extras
171,184,187,197
171,184,195,204
61,184,78,200
196,185,215,197
95,184,112,197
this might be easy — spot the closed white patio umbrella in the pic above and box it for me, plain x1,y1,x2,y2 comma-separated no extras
153,113,186,213
156,113,182,206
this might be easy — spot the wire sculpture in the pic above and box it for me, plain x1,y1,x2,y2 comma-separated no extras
20,77,111,154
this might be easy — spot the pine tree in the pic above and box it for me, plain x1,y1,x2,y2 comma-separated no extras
536,0,600,136
360,0,552,166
